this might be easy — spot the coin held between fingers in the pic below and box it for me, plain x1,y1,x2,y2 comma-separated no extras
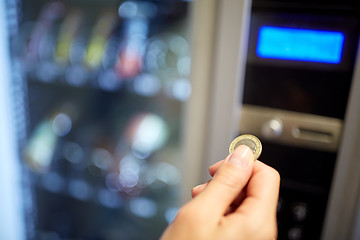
229,134,262,160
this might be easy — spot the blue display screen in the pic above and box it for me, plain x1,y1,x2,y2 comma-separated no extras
256,26,345,64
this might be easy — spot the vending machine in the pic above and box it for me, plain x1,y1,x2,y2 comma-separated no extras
241,3,357,240
2,0,360,240
186,0,360,240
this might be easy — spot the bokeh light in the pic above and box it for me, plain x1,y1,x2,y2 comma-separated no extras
129,197,157,218
51,112,72,137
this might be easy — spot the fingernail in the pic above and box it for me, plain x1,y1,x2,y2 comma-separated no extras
228,145,253,168
192,183,207,192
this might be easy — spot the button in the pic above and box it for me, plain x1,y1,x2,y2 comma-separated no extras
261,118,283,138
288,226,302,240
292,202,308,222
277,197,284,213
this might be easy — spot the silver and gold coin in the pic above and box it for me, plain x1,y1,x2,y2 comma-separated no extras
229,134,262,160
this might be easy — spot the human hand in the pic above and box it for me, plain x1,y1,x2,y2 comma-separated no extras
160,145,280,240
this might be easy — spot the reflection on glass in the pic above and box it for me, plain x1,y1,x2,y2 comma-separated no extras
24,120,58,173
126,113,168,158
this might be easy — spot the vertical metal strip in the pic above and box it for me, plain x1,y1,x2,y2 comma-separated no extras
182,0,252,203
204,0,252,179
0,0,26,239
321,37,360,240
181,0,218,203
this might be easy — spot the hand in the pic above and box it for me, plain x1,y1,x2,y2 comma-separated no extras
160,145,280,240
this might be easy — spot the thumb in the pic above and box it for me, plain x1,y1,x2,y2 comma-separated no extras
194,145,254,216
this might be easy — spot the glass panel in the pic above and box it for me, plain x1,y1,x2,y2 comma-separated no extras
14,0,191,239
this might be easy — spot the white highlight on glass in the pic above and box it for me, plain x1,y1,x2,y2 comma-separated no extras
131,113,168,156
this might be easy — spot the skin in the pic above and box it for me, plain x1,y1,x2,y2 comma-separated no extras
161,145,280,240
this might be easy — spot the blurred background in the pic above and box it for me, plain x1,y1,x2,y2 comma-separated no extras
1,0,191,239
2,0,360,240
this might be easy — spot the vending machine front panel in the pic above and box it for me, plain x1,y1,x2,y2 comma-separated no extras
240,1,360,239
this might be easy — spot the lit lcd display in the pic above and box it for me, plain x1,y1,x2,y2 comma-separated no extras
256,26,344,63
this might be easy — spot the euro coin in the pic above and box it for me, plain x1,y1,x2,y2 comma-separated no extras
229,134,262,160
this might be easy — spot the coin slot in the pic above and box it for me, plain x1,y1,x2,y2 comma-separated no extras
292,127,334,143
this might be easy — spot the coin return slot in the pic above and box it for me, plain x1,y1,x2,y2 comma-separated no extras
292,127,334,143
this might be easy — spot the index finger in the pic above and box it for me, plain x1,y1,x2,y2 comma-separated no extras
208,160,225,177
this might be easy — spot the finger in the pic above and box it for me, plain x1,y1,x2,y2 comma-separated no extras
192,182,246,205
191,160,226,199
191,145,254,217
196,158,244,200
235,160,280,218
224,188,247,215
193,158,242,200
208,160,225,177
191,181,209,198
